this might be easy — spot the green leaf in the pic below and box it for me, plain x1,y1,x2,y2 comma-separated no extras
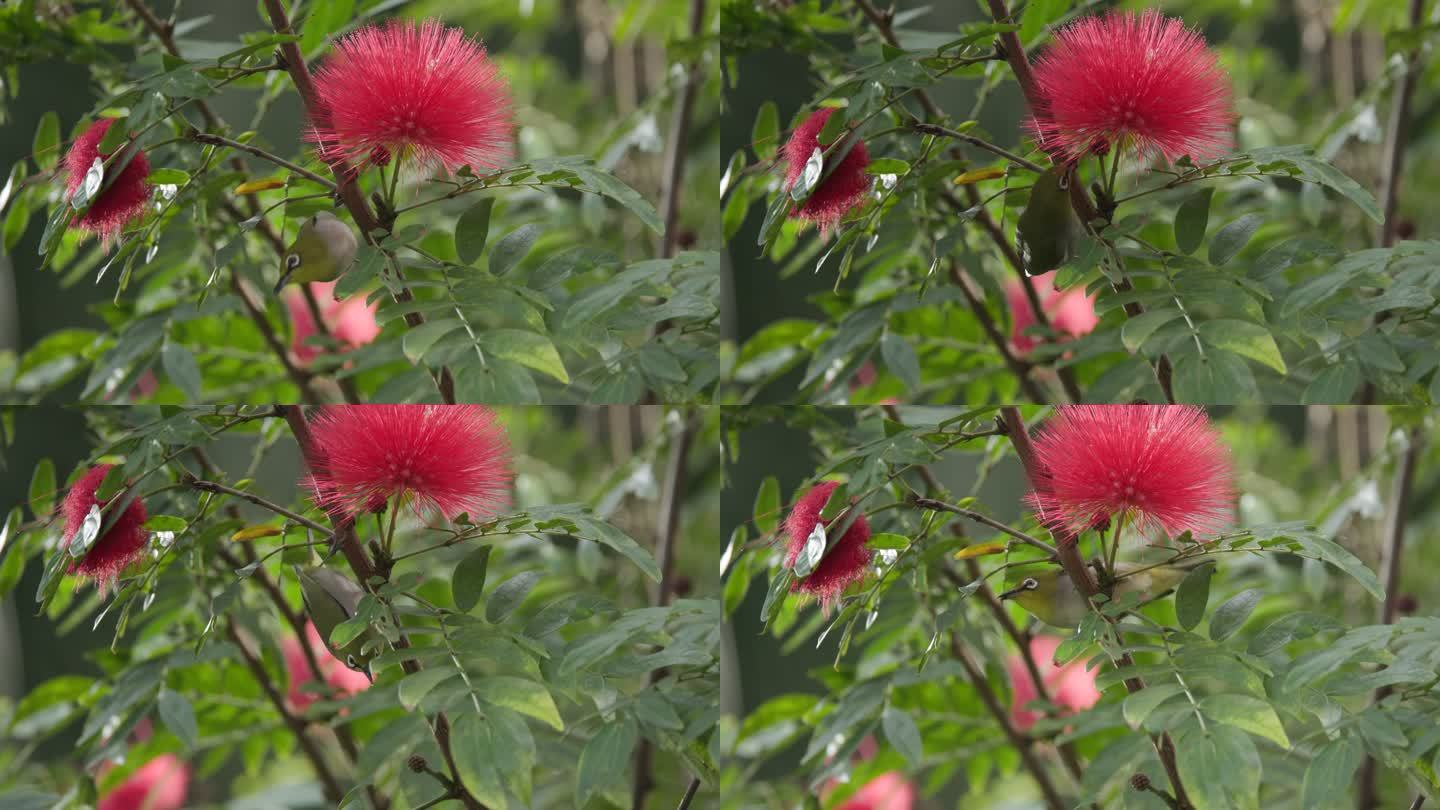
402,319,463,364
867,533,910,550
489,225,541,276
529,156,661,233
576,715,638,808
1020,0,1067,43
572,516,660,580
1121,309,1183,354
1176,724,1261,810
480,329,568,384
477,677,562,730
1122,684,1185,728
1173,188,1212,254
1199,694,1290,748
157,688,197,751
454,198,494,265
1301,737,1364,810
1172,350,1256,403
32,112,60,171
1303,363,1361,404
1198,320,1286,374
753,102,779,160
29,459,56,519
452,713,508,809
1175,561,1216,631
753,477,781,535
1209,588,1262,641
161,340,202,401
881,706,923,766
1208,213,1263,265
452,546,492,613
865,158,910,175
487,571,541,623
880,332,920,392
398,668,457,711
142,516,187,533
146,168,189,185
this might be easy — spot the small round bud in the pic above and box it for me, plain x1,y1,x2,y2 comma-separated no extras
407,755,427,773
369,146,393,167
1091,138,1111,157
1396,219,1416,240
1130,773,1152,792
1397,594,1418,615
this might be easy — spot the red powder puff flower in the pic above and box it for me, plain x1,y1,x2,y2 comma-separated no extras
836,773,915,810
783,108,871,233
1029,10,1232,164
306,405,512,520
308,19,513,174
285,281,380,365
1006,635,1101,731
283,621,372,711
1005,271,1099,355
97,754,190,810
1027,405,1234,537
61,465,149,587
63,119,151,245
784,481,873,611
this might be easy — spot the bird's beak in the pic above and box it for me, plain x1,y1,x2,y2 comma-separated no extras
273,270,293,294
997,583,1026,601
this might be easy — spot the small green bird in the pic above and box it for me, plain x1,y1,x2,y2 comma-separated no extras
1016,169,1077,276
274,211,358,293
999,562,1190,628
295,565,378,675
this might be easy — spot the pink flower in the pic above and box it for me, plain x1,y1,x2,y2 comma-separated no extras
62,465,149,587
1026,405,1235,537
1029,10,1232,164
783,108,871,233
308,19,513,174
784,481,872,610
283,622,372,711
1005,272,1099,354
63,119,151,245
285,281,380,364
836,772,915,810
305,405,512,520
98,754,189,810
1006,635,1101,731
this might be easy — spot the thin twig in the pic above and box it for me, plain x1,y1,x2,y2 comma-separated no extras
224,621,348,804
944,258,1051,403
912,122,1047,173
189,131,336,189
188,477,332,533
633,413,697,810
914,496,1056,557
676,777,702,810
1356,427,1424,810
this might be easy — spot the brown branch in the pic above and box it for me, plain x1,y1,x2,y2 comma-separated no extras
884,406,1084,791
1378,0,1426,247
945,258,1050,404
659,0,706,258
259,0,455,403
189,131,336,189
852,0,1081,404
278,405,480,809
120,0,357,404
949,636,1069,810
224,621,347,804
999,407,1191,807
1356,427,1424,810
914,496,1056,557
633,413,697,810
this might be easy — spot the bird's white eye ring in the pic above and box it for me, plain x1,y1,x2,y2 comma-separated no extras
1022,577,1039,590
285,253,301,270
